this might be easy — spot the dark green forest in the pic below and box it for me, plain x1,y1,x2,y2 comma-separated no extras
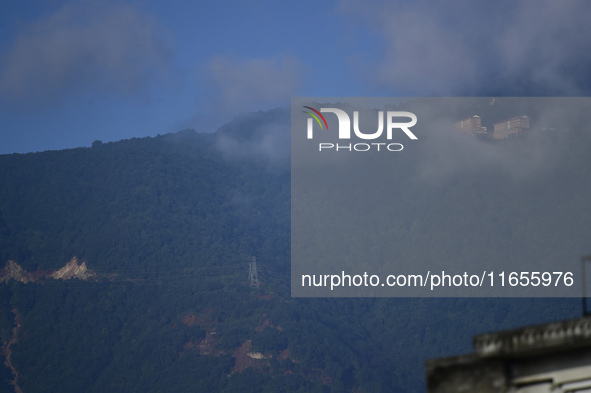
0,103,586,392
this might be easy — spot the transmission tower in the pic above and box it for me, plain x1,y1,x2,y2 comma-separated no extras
249,257,260,287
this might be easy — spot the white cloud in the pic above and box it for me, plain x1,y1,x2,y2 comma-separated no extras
339,0,591,95
213,108,290,167
0,0,171,106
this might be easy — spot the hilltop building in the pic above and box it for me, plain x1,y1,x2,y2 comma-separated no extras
493,116,530,140
426,316,591,393
455,115,487,135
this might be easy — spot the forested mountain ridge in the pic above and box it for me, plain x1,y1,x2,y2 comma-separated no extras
0,104,585,392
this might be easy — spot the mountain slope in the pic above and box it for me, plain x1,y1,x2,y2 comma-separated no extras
0,106,584,392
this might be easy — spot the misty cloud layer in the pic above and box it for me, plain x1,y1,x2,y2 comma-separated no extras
0,1,171,107
416,124,567,184
339,0,591,95
214,108,290,167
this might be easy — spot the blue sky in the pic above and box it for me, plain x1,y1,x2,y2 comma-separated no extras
1,0,590,154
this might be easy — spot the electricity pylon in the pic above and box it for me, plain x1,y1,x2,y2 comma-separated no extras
249,257,260,287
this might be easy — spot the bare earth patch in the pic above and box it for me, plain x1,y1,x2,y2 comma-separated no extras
182,313,196,327
0,258,98,284
2,308,23,393
231,340,270,374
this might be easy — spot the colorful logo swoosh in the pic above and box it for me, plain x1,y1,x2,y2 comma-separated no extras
302,106,328,130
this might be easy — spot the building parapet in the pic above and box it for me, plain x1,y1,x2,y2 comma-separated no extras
427,317,591,393
474,317,591,358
